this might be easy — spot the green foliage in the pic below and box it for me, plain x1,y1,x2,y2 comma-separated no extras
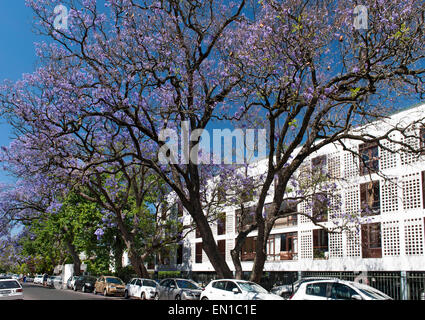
115,265,137,283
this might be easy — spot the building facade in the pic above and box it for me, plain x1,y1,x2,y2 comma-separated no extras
157,103,425,297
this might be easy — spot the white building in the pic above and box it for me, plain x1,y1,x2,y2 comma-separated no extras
159,103,425,298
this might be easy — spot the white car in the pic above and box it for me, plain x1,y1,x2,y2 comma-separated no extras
0,279,24,300
48,276,62,288
34,275,43,284
290,279,393,300
125,278,159,300
67,276,79,290
200,279,283,300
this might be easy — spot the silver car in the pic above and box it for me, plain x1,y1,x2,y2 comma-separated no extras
156,278,202,300
0,279,24,300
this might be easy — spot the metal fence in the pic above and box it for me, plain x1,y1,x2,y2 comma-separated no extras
407,272,425,300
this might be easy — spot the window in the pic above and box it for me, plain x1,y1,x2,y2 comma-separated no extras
143,280,157,288
360,181,381,216
241,237,256,261
135,279,142,286
218,240,226,260
361,223,382,258
267,237,275,259
195,242,203,263
359,142,379,176
235,206,256,232
305,282,329,297
313,229,329,259
225,281,239,292
312,155,327,175
212,281,227,290
217,188,227,203
280,232,298,260
160,279,170,287
330,283,358,300
176,243,183,265
217,214,226,235
312,193,328,222
177,202,183,218
266,202,298,227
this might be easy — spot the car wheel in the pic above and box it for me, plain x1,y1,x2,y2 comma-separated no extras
201,297,209,300
124,290,129,299
104,288,108,296
175,294,181,300
141,292,146,300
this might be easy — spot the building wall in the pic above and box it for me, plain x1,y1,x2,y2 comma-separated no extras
175,104,425,273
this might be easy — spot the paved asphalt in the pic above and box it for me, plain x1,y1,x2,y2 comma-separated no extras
21,283,126,300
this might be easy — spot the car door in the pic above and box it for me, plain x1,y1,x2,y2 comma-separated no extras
168,280,177,300
210,281,227,299
159,279,170,300
303,282,331,300
97,277,104,293
127,279,134,296
135,279,142,298
224,281,243,300
329,283,359,300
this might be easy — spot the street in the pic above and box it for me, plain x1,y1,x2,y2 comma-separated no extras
21,283,126,300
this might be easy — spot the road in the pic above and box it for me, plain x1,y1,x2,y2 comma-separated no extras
21,283,126,300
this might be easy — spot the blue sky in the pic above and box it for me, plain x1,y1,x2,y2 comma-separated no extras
0,2,40,184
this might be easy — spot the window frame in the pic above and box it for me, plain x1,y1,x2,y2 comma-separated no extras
361,223,382,258
359,142,379,176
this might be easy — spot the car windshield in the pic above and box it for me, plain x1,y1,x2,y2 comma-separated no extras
237,282,269,294
176,280,200,290
144,280,157,288
349,282,390,299
0,280,20,289
106,278,123,284
356,287,390,300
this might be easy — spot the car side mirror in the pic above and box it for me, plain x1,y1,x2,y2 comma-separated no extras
232,288,241,294
351,294,362,300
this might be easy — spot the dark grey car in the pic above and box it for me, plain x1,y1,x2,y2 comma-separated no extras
156,278,202,300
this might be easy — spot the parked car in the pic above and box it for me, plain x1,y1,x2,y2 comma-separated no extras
46,276,54,287
25,276,34,283
67,276,79,290
125,278,159,300
270,277,339,299
74,275,97,293
0,279,24,300
52,276,63,288
290,279,393,300
156,278,203,300
93,276,125,296
33,275,43,284
200,279,283,300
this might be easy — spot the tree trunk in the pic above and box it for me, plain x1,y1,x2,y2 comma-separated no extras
231,224,258,280
115,210,150,278
128,250,150,278
64,238,81,276
191,201,234,279
113,235,124,276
